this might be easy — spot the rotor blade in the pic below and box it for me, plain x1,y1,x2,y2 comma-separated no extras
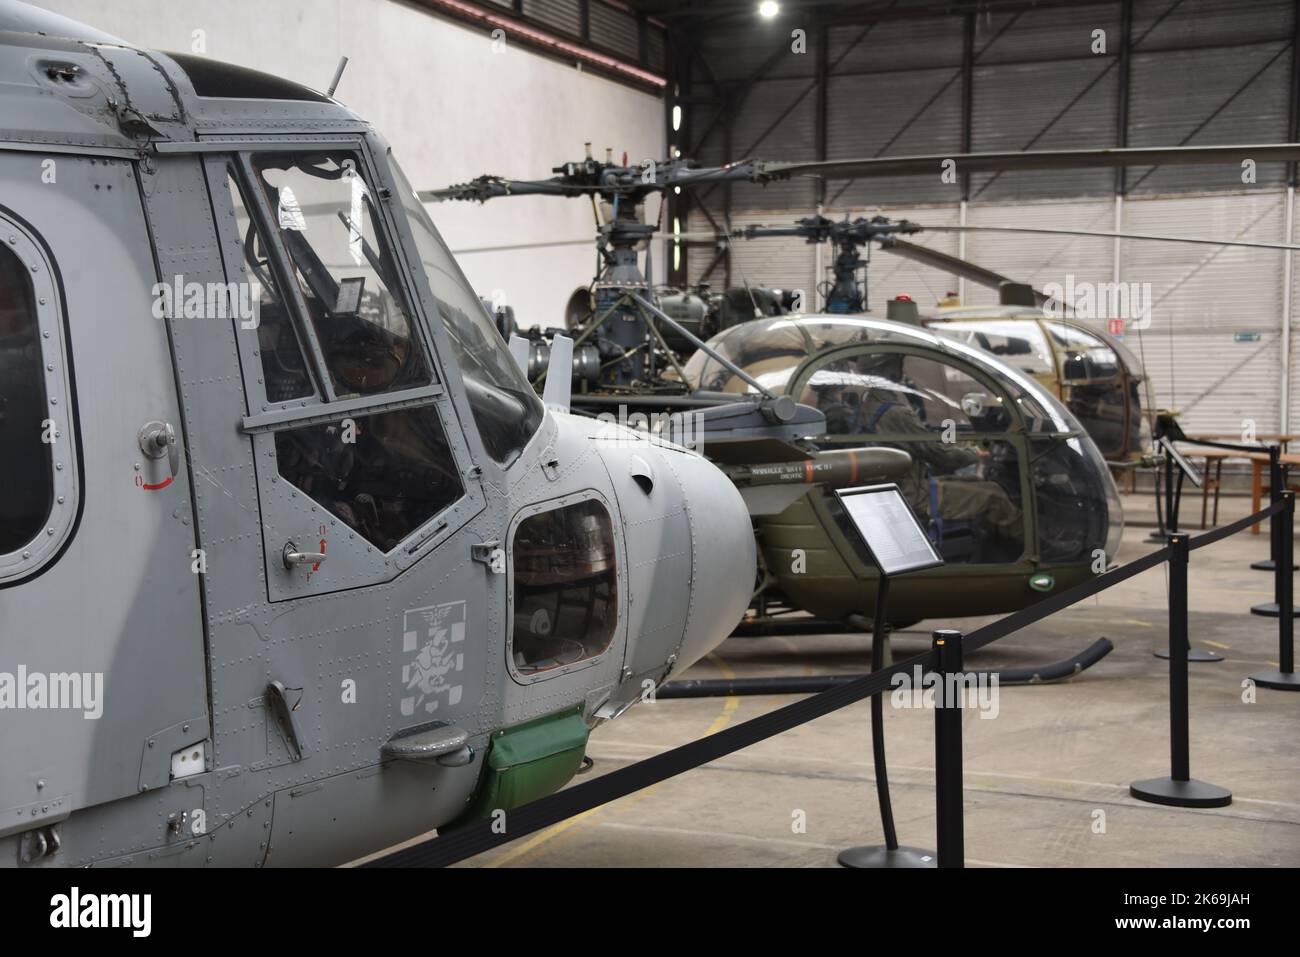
755,144,1300,181
663,162,759,186
877,238,1049,301
418,177,595,202
450,231,722,255
450,238,592,254
920,224,1300,251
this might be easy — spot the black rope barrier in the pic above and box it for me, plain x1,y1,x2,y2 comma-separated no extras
963,546,1169,654
367,499,1288,868
1189,496,1285,551
367,646,936,867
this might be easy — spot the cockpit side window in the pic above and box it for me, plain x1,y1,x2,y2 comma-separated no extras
1044,321,1120,381
803,351,1025,566
931,320,1055,380
246,151,431,399
510,498,619,679
0,244,51,554
800,352,1012,436
0,221,77,584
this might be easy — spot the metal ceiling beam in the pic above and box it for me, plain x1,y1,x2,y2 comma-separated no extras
815,22,828,207
1115,0,1133,195
960,11,973,202
1290,0,1300,187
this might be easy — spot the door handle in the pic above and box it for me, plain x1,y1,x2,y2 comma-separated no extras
138,420,178,478
282,541,326,569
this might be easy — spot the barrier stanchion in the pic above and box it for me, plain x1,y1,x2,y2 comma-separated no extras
1251,490,1300,691
1252,458,1300,617
1251,447,1286,570
1131,533,1233,808
933,629,965,868
838,576,936,868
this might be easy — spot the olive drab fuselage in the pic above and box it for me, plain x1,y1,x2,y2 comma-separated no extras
683,315,1124,624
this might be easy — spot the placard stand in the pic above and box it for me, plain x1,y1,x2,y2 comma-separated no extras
831,485,944,869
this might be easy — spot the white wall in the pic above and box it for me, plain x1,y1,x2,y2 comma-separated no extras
31,0,665,328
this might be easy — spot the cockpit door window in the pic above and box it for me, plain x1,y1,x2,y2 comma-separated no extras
240,151,432,400
207,148,483,600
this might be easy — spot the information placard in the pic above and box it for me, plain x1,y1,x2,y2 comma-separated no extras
834,483,944,577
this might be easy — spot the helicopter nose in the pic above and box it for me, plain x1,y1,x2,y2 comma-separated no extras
667,448,756,671
587,419,754,678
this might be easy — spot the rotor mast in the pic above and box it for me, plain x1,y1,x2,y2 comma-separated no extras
736,215,922,313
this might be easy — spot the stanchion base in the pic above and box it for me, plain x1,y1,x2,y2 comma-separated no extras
1250,559,1298,571
1130,777,1232,808
1154,646,1224,662
837,845,936,868
1249,602,1300,618
1145,531,1172,543
1248,669,1300,691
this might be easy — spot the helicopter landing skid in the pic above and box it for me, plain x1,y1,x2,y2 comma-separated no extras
656,637,1114,697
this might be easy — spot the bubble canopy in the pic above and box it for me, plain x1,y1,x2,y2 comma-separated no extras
683,314,1082,432
684,314,1123,565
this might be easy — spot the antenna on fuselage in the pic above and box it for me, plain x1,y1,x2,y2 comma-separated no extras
508,334,530,377
543,335,574,414
327,56,349,97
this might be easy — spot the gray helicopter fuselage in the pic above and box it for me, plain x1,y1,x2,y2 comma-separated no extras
0,3,753,868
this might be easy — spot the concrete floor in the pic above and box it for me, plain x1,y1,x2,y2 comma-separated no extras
460,491,1300,868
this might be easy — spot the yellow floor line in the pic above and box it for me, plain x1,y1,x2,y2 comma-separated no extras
486,806,606,868
704,652,741,736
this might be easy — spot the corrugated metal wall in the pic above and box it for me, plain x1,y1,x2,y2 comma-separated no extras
679,0,1299,436
588,0,640,62
524,0,581,36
